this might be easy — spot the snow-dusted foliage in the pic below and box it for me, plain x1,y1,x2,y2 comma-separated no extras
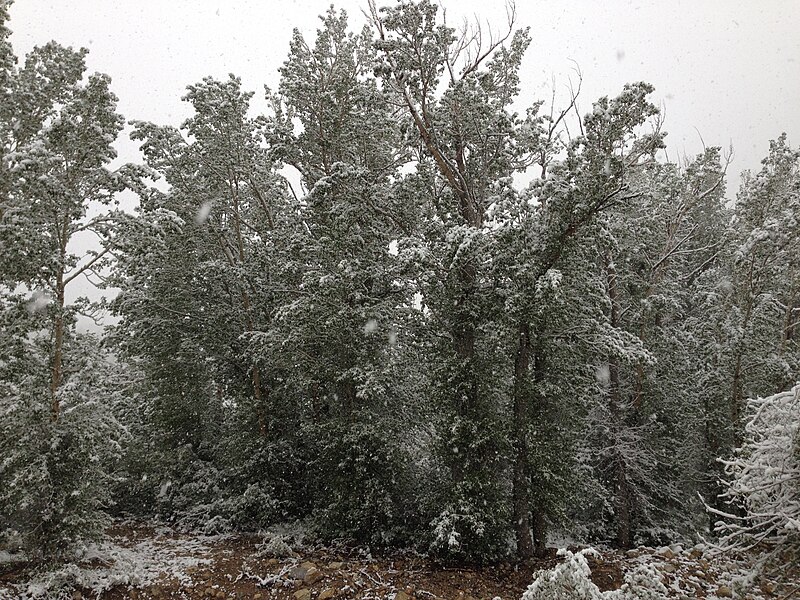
522,549,603,600
0,340,127,559
2,0,799,570
714,384,800,564
521,549,668,600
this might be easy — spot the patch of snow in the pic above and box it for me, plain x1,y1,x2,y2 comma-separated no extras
3,535,213,599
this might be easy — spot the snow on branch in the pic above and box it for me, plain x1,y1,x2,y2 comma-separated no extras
712,383,800,567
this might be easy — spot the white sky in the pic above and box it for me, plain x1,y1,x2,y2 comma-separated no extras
7,0,800,325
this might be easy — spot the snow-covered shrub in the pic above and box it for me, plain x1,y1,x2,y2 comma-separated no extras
428,413,509,563
310,422,416,546
149,444,232,532
713,383,800,564
522,549,603,600
256,534,295,558
521,549,668,600
616,563,669,600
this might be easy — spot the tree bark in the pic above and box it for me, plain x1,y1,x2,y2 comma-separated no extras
50,219,69,421
532,510,548,558
50,276,65,421
512,321,533,559
606,253,633,548
230,169,267,436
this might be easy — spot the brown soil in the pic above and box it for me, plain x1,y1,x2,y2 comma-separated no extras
1,524,796,599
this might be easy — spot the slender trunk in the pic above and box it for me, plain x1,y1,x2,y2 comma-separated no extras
512,321,533,559
230,170,267,436
452,259,478,432
606,253,633,548
50,218,69,421
50,276,65,421
532,511,548,558
531,342,549,558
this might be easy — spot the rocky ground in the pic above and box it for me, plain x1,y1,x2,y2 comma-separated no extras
0,523,796,599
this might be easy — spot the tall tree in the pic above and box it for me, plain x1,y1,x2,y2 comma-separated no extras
262,8,420,542
371,0,545,560
498,82,665,554
0,4,131,557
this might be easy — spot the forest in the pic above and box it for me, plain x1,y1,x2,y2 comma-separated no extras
0,0,798,598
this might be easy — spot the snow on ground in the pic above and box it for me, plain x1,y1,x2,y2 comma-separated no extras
0,526,214,599
1,524,797,599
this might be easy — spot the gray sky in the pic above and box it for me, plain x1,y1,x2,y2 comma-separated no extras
10,0,800,189
7,0,800,323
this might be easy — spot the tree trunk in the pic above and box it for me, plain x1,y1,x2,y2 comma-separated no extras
50,220,69,421
230,170,267,436
512,321,533,559
532,510,548,558
50,276,65,421
452,260,479,421
606,253,633,548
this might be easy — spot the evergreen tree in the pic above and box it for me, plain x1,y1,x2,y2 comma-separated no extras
262,8,420,543
0,4,132,558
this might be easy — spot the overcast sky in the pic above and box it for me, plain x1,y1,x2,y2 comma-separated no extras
7,0,800,323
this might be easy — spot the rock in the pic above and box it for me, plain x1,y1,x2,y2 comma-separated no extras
289,566,309,580
304,566,324,585
661,562,677,573
717,585,733,598
301,560,317,571
129,591,138,600
689,548,703,559
205,588,216,598
266,558,280,566
253,595,263,600
625,549,638,558
319,588,336,600
294,589,311,600
404,586,415,596
71,592,83,600
328,561,345,569
216,592,226,599
658,547,676,560
395,592,411,600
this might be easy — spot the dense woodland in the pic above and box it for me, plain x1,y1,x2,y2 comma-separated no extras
0,0,798,580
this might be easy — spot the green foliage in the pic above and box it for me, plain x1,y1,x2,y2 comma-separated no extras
0,335,126,559
0,5,132,562
3,0,798,568
309,421,416,546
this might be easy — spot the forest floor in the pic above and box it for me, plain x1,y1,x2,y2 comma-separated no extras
0,521,796,599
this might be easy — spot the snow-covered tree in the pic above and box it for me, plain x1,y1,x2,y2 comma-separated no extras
587,146,731,546
111,74,294,530
0,4,131,557
714,384,800,573
370,0,549,560
260,8,421,543
726,135,800,433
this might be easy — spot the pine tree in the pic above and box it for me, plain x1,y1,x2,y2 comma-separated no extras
0,4,132,558
262,8,420,543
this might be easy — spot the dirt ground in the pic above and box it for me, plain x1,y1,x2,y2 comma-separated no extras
0,523,795,599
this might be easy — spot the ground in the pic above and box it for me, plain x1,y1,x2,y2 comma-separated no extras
0,523,796,599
